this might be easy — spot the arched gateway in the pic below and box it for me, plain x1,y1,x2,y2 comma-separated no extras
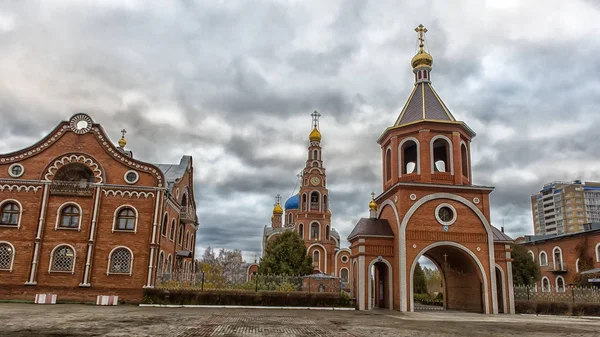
347,25,514,314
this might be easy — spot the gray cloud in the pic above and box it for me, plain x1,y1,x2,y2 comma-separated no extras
1,1,600,262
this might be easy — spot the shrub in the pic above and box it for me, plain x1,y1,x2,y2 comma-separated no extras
515,301,600,316
143,288,354,308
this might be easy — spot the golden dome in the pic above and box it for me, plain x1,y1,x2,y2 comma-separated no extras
369,192,377,211
273,202,283,214
309,127,321,142
118,137,127,148
411,50,433,69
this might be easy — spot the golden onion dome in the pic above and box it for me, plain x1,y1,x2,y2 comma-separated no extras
369,199,377,211
273,202,283,214
309,127,321,142
118,137,127,148
411,50,433,69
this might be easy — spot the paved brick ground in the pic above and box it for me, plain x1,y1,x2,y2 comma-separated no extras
1,303,600,336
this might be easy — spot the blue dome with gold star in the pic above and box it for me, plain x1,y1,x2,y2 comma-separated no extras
284,194,299,210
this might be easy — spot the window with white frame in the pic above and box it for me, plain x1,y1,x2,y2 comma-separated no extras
157,251,164,274
552,247,563,271
596,243,600,262
115,207,136,231
527,251,535,262
108,247,133,275
556,276,565,292
161,214,168,237
166,254,172,273
50,245,75,272
539,251,548,266
0,202,20,226
58,205,80,229
178,224,184,245
542,277,550,292
340,268,349,283
313,250,319,268
170,220,175,241
0,242,15,271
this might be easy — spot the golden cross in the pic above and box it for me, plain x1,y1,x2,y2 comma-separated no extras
415,24,428,51
121,128,127,138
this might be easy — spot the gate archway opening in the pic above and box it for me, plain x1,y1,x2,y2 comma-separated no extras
410,243,488,313
369,259,393,309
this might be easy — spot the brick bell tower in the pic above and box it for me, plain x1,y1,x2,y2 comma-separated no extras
349,25,514,314
296,111,334,274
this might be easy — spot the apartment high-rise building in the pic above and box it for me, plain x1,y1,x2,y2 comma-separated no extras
531,180,600,235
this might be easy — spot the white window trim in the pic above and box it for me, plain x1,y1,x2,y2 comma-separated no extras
111,205,139,233
170,219,176,241
460,141,469,179
157,251,165,273
555,275,566,293
340,267,349,283
178,224,184,245
312,249,320,271
575,258,580,273
48,244,77,274
341,255,349,263
106,246,134,276
434,203,457,226
310,221,321,240
527,250,535,262
596,242,600,262
310,190,322,212
55,202,83,231
124,170,139,184
429,135,454,175
552,246,563,271
398,137,421,176
0,241,16,272
0,199,23,229
539,251,548,266
8,163,24,178
385,146,392,181
161,213,169,237
541,276,551,292
167,254,172,273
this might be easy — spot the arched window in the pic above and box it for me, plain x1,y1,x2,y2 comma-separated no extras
170,220,176,241
542,277,550,292
58,205,80,229
161,214,168,237
166,254,172,273
108,247,133,275
185,230,190,249
556,276,565,292
323,195,328,212
311,223,319,240
528,251,535,262
310,191,320,211
181,193,188,207
0,202,20,226
298,224,304,239
340,268,349,283
0,242,15,271
325,225,330,241
596,242,600,262
178,225,184,245
313,250,319,267
288,213,293,224
302,194,307,211
461,143,469,177
54,163,95,182
432,138,451,173
312,150,318,160
553,247,563,271
157,251,164,274
115,207,136,231
385,148,392,181
539,251,548,266
50,245,75,273
401,139,418,174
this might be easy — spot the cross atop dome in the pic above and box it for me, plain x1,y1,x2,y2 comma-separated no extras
309,110,322,142
415,24,428,52
311,110,321,128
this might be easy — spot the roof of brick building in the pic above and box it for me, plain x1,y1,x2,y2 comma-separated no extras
347,218,394,241
394,83,456,126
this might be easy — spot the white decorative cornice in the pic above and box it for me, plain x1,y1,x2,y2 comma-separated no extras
102,189,155,199
0,184,42,193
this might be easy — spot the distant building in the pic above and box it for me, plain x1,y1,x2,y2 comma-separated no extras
530,181,600,235
0,113,198,303
517,223,600,291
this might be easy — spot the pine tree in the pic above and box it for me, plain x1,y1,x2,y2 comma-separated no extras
258,231,314,275
413,262,428,294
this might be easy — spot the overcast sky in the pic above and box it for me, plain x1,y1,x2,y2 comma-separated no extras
1,0,599,262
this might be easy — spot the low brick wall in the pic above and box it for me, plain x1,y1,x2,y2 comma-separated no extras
0,285,143,304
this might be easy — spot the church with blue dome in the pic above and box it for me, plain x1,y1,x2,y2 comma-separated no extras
257,112,351,280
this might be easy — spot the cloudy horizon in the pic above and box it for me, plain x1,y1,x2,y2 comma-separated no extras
1,0,600,262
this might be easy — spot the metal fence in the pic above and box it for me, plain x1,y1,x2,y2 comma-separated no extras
515,285,600,303
156,271,343,293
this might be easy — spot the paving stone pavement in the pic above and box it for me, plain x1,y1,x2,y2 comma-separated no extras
1,303,600,336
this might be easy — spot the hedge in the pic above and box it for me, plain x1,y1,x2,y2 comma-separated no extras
515,301,600,316
143,288,354,308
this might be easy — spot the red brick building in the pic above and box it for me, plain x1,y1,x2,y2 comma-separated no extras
517,223,600,292
258,112,351,281
0,113,198,303
347,26,514,314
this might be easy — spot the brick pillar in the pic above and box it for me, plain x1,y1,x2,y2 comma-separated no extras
452,132,462,185
419,129,431,183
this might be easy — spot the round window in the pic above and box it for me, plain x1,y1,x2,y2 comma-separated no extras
8,164,24,178
435,203,457,226
341,255,349,263
124,170,139,184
